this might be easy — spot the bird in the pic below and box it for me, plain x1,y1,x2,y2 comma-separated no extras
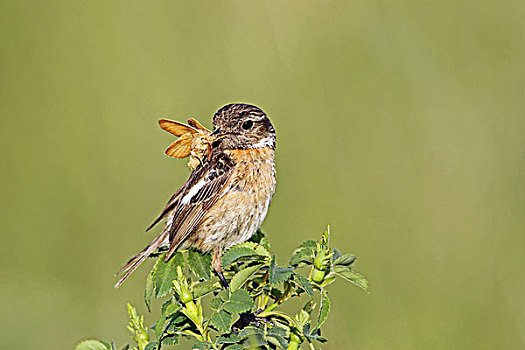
115,103,276,288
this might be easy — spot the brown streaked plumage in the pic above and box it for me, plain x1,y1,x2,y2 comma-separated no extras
115,104,276,288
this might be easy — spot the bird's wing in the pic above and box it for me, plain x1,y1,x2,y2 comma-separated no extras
164,153,235,258
145,186,184,232
146,153,236,258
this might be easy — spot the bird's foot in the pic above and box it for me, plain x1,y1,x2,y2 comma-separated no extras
215,270,229,289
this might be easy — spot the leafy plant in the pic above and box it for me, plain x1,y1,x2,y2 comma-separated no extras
75,226,368,350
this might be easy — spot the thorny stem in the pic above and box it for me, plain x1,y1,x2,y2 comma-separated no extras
258,283,296,318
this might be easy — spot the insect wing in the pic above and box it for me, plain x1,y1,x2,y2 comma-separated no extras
187,118,211,133
165,133,192,158
159,119,198,136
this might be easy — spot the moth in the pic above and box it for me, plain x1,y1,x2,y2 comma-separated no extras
158,118,214,170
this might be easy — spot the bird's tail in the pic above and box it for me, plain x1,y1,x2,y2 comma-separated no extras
114,229,169,288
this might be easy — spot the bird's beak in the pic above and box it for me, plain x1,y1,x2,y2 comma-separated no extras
210,128,222,136
210,128,228,143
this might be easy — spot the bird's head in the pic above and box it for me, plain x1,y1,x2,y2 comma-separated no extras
211,103,275,150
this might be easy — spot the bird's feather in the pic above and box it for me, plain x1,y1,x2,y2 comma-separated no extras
164,153,235,259
116,153,234,287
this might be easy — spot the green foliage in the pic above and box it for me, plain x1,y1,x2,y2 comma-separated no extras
316,291,330,329
77,227,368,349
222,290,254,314
154,252,185,298
187,249,213,281
230,263,263,291
210,309,233,333
269,256,294,284
333,266,369,292
75,340,110,350
221,241,271,266
126,303,150,350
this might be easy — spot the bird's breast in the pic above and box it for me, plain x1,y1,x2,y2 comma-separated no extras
188,148,276,252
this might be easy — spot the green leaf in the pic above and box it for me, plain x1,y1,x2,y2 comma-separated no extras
161,334,179,346
269,287,283,301
223,345,243,350
144,270,154,311
290,240,317,265
246,241,272,257
292,273,314,297
298,240,317,249
269,256,294,284
191,341,212,349
222,242,271,266
99,341,111,349
75,340,110,350
332,248,342,262
154,252,185,298
260,310,297,328
320,274,336,288
160,300,179,318
126,303,150,349
303,325,327,343
222,247,259,266
317,290,330,328
289,247,315,266
230,263,263,291
166,312,186,330
145,342,158,350
267,325,289,349
334,254,356,267
219,289,231,302
241,334,267,348
193,281,221,298
303,330,327,343
315,336,328,343
301,300,316,320
187,249,212,280
223,289,254,314
154,314,166,341
153,316,164,340
239,326,264,338
210,309,233,332
216,333,242,344
295,308,310,328
334,266,369,292
269,325,288,337
250,228,271,251
209,297,223,310
267,334,288,349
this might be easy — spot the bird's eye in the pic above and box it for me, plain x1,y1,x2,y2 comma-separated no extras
242,120,253,130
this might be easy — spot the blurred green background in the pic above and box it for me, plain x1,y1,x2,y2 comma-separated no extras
1,1,524,349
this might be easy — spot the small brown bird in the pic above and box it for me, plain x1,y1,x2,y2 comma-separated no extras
116,104,276,287
159,118,214,170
